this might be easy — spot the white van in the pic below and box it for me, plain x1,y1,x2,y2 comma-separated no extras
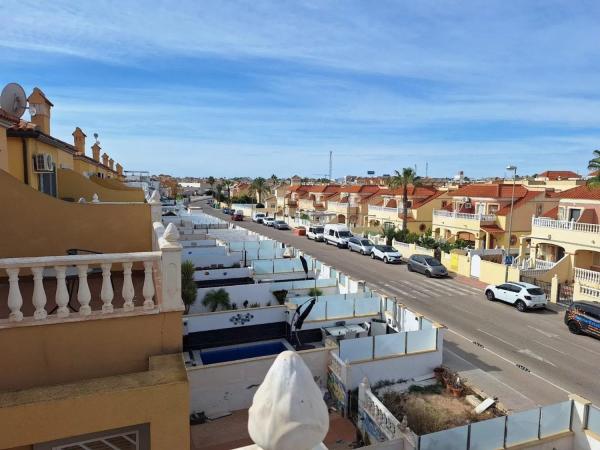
307,225,325,241
323,224,353,248
252,212,266,223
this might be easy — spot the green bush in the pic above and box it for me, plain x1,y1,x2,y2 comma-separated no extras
272,289,288,305
308,287,323,297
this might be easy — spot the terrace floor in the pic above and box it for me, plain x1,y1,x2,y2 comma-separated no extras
190,409,357,449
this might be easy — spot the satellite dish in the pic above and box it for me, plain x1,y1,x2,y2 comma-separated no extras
0,83,27,118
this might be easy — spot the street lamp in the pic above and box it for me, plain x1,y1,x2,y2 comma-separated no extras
504,165,517,282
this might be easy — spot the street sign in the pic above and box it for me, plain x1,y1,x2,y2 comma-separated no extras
504,255,513,265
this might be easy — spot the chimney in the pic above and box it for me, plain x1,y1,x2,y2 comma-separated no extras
72,127,87,154
101,153,109,167
91,142,101,162
116,163,123,177
27,87,53,135
108,158,114,171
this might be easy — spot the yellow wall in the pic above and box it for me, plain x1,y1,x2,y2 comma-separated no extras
57,168,144,202
0,127,8,172
0,169,152,257
91,175,139,191
478,260,520,285
0,354,189,450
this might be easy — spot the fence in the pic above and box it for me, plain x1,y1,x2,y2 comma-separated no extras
519,276,552,298
288,294,381,321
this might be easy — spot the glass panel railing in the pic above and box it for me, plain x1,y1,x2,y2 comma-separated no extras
421,318,434,329
252,260,273,274
505,408,540,447
469,416,506,450
406,328,437,353
419,424,468,450
229,242,244,252
355,297,380,316
326,299,354,319
587,405,600,435
339,336,373,362
540,400,571,438
374,333,406,358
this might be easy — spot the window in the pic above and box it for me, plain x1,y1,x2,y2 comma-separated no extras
38,169,57,197
568,208,581,221
441,200,448,208
536,204,543,216
558,207,566,220
488,204,499,214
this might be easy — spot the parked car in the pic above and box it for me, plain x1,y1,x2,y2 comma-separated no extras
564,301,600,337
484,282,547,312
232,210,244,221
323,224,353,248
407,254,448,278
370,245,402,264
273,220,290,230
262,217,276,226
252,212,266,223
348,237,374,255
307,225,325,241
222,207,231,214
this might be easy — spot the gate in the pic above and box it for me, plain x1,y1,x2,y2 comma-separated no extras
520,276,552,299
470,255,481,278
558,283,574,305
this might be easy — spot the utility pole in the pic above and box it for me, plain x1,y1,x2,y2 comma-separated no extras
426,162,428,178
328,151,333,181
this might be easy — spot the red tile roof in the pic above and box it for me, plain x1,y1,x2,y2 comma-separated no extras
541,206,559,219
538,170,581,180
556,185,600,201
480,224,504,234
496,190,542,215
450,183,530,199
0,108,20,124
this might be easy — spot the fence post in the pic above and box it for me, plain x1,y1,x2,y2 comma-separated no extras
550,275,559,303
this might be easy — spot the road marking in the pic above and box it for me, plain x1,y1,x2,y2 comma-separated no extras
384,282,419,298
527,325,558,338
518,349,556,367
562,340,600,358
533,340,567,356
389,280,432,297
476,329,520,349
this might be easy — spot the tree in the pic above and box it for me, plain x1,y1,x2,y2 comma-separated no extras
222,179,233,206
202,288,231,312
215,184,223,203
587,150,600,188
250,177,268,203
181,261,197,314
270,174,279,185
382,225,397,246
207,176,216,196
388,168,421,232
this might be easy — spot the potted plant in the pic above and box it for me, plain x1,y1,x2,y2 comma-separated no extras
202,288,231,312
272,289,288,305
433,367,445,382
308,287,323,297
181,260,198,314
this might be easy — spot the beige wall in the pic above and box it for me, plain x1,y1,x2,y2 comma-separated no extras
0,311,182,391
0,126,8,172
0,354,189,450
57,168,144,202
0,168,152,257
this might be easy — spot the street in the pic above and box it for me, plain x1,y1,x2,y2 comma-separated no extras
201,205,600,409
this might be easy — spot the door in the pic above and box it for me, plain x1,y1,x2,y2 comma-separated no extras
471,255,481,278
495,284,514,302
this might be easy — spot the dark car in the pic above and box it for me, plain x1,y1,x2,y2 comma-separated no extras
564,301,600,337
273,220,290,230
222,207,231,214
407,254,448,278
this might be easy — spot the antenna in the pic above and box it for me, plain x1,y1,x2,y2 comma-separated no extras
328,151,333,181
93,133,99,144
0,83,28,118
426,162,428,178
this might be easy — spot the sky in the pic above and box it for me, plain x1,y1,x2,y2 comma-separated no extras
1,0,599,179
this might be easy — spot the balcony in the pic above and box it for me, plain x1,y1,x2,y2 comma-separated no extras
432,210,497,235
368,204,400,220
531,217,600,250
575,267,600,288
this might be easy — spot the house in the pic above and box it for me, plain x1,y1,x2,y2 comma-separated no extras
431,183,558,251
521,184,600,302
519,170,585,192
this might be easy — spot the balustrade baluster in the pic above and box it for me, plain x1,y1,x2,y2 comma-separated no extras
100,263,114,313
142,260,155,310
54,266,70,318
31,267,48,320
122,262,135,311
77,265,92,315
6,268,23,322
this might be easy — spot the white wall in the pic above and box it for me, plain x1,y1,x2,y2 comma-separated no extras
188,347,329,415
194,267,252,282
191,283,277,313
184,306,287,333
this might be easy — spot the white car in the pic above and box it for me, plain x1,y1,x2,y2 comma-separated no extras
307,225,325,241
262,217,276,227
370,245,402,264
252,212,266,223
484,282,547,312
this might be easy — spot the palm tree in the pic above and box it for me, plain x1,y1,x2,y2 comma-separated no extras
202,288,231,312
389,168,421,232
250,177,268,204
587,150,600,188
215,184,223,203
222,179,233,206
181,261,197,314
270,174,279,185
207,176,216,196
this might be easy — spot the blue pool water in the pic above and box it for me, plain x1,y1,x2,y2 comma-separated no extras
200,341,289,365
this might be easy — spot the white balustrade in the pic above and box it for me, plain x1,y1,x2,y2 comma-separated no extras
358,378,404,440
433,210,496,222
0,252,161,324
575,267,600,287
533,217,600,234
581,286,600,299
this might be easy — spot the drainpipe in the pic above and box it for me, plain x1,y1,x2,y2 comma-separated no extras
21,138,29,185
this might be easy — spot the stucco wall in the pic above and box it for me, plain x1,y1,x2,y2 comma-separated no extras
0,168,152,257
0,311,182,391
0,354,189,450
57,168,144,202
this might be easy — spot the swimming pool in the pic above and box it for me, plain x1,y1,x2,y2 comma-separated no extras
200,340,292,365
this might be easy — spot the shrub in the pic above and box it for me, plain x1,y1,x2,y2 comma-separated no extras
202,288,231,312
308,287,323,297
272,289,288,305
181,260,197,314
249,302,261,308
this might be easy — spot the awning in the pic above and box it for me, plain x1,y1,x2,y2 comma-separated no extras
480,225,504,234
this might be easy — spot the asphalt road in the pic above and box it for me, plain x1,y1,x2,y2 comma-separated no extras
201,205,600,409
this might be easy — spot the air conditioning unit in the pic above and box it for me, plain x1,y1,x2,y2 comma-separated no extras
33,153,54,172
462,197,471,203
464,202,472,209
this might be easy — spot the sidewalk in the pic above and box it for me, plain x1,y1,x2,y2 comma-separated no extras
452,274,488,290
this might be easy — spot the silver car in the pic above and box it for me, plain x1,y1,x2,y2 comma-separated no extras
347,237,374,255
407,254,448,278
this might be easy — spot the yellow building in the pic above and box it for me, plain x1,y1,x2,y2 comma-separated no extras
432,183,558,250
522,185,600,302
0,89,190,448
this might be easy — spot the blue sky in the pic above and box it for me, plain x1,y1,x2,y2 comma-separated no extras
1,0,599,178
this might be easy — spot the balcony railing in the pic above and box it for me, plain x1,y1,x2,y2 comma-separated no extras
575,267,600,286
433,210,496,223
368,205,399,214
533,217,600,233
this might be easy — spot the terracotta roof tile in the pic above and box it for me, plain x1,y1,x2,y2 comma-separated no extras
450,183,530,199
556,185,600,201
541,206,559,219
538,170,581,180
496,190,542,215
